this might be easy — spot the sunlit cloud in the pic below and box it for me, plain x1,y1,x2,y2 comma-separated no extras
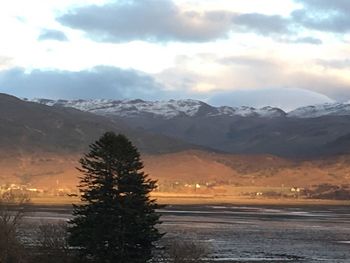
0,56,13,70
0,0,349,108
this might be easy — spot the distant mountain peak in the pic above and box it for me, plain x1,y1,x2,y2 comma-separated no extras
288,102,350,118
29,98,350,119
29,98,287,119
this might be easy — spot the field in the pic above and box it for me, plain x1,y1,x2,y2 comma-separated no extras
28,186,350,206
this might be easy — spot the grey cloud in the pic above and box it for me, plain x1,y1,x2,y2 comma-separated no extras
154,54,345,107
57,0,350,42
0,66,168,100
293,0,350,33
219,56,279,68
288,36,322,44
280,69,350,102
295,0,350,12
210,55,350,101
317,59,350,69
0,63,347,109
58,0,233,42
57,0,298,43
38,29,69,41
232,13,292,35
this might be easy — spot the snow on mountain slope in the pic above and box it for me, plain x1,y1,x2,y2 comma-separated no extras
288,103,350,118
29,99,286,119
27,98,350,119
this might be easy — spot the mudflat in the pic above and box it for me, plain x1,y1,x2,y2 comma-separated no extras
21,204,350,262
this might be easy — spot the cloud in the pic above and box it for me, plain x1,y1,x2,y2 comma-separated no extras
216,54,350,96
294,0,350,14
155,54,350,104
0,61,347,110
287,36,323,44
0,56,13,70
57,0,298,43
219,56,279,68
317,59,350,69
58,0,233,42
292,0,350,33
208,88,334,111
0,66,169,100
224,56,350,101
38,29,69,41
232,13,292,35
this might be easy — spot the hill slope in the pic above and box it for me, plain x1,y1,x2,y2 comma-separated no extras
1,150,349,191
30,97,350,157
0,93,201,154
1,94,350,194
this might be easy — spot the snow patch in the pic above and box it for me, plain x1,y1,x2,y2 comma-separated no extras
30,99,286,119
288,103,350,118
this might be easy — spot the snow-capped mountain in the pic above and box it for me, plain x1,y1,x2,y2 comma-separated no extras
12,94,350,157
288,103,350,118
29,98,287,119
27,98,350,119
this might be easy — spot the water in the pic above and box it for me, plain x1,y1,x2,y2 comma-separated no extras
22,204,350,262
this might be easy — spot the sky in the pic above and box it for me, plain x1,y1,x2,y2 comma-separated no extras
0,0,349,111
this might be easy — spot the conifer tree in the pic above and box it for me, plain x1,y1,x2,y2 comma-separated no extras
68,132,162,263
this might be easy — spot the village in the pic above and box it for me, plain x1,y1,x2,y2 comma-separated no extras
0,181,306,200
0,183,78,198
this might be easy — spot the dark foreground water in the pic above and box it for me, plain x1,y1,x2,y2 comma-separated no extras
23,204,350,262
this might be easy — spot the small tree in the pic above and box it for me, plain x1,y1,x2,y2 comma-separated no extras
68,132,163,263
0,191,29,263
34,222,72,263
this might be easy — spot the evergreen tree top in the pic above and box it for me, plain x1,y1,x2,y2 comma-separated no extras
69,132,163,263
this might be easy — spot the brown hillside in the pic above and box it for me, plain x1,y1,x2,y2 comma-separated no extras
1,150,350,190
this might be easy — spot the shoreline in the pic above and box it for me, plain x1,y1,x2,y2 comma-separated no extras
28,194,350,206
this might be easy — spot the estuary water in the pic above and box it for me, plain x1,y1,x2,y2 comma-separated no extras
22,204,350,262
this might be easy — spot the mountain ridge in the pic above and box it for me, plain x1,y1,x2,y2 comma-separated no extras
1,93,350,189
29,98,287,119
0,93,204,155
23,96,350,158
29,98,350,119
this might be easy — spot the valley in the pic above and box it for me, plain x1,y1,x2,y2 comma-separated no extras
1,93,350,204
